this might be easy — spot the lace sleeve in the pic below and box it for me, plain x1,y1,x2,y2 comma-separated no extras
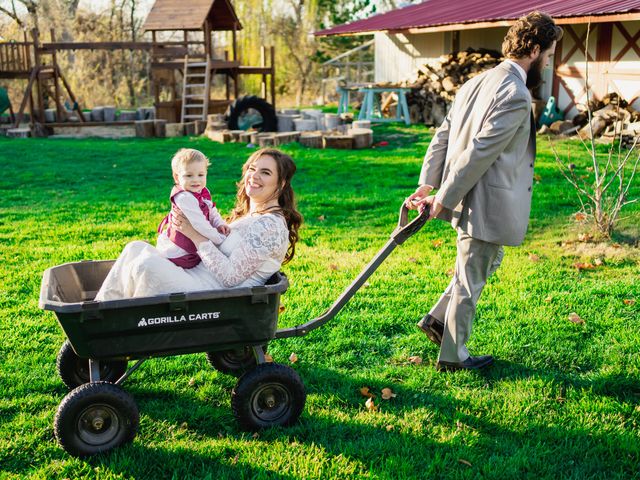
197,215,288,287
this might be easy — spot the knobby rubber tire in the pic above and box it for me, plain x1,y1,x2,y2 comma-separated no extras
205,345,266,377
57,340,128,390
231,363,305,431
54,381,139,457
227,95,277,132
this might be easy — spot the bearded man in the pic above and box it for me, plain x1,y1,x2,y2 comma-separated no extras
406,11,563,371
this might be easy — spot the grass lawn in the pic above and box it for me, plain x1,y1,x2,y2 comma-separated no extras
1,125,639,479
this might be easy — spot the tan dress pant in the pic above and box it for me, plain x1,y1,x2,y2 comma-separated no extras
429,229,504,363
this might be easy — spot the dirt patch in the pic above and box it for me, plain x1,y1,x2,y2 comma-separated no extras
560,240,639,261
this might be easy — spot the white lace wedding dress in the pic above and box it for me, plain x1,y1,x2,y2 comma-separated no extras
94,213,288,301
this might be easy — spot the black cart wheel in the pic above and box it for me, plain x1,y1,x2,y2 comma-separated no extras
54,381,139,457
231,363,305,430
57,340,128,390
206,345,266,377
227,96,277,132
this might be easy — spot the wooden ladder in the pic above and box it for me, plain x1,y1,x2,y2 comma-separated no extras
180,56,211,124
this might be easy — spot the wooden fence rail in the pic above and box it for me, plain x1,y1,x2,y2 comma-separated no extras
0,42,32,74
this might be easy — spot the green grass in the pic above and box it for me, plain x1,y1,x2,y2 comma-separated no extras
1,125,639,479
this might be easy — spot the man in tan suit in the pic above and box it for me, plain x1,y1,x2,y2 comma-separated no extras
406,12,562,371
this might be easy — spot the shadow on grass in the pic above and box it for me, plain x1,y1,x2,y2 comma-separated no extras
4,359,636,478
488,359,640,403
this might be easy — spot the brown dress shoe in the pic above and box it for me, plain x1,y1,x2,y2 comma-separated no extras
436,355,494,372
416,315,444,346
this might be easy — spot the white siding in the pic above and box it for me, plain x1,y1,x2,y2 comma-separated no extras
374,31,445,83
555,21,640,115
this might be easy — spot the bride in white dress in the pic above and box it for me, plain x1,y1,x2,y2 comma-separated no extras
95,148,302,300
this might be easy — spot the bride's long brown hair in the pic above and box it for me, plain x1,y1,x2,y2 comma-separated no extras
228,148,303,264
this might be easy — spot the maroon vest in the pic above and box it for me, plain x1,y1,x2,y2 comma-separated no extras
158,186,214,268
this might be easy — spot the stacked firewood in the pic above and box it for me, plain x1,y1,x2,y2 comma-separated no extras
544,93,640,148
405,48,503,126
575,94,640,146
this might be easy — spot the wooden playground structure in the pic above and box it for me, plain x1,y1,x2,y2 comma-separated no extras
0,0,276,132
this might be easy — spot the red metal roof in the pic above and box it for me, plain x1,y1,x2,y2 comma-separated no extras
315,0,640,36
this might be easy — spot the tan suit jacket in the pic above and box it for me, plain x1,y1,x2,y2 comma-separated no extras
419,61,536,246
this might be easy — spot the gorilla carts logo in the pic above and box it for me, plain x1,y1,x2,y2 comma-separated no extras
137,312,220,328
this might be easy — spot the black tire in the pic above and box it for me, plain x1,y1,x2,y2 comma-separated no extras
231,363,305,430
227,95,277,132
57,340,128,390
54,382,139,457
205,345,266,377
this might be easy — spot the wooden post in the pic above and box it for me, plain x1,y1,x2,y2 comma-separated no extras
225,50,230,101
270,46,276,109
151,31,160,108
50,29,63,122
232,24,237,61
31,29,45,126
24,30,31,70
261,46,266,99
204,20,212,61
232,23,239,99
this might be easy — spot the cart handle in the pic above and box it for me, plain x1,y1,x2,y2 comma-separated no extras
391,202,430,244
275,201,430,338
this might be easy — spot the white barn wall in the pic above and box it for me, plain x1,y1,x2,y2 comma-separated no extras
374,31,445,83
373,21,640,115
555,20,640,116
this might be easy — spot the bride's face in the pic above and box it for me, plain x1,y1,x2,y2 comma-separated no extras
244,155,280,204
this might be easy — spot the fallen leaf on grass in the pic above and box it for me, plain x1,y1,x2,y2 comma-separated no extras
408,356,423,365
577,233,593,242
574,212,587,221
381,388,397,400
329,264,339,271
623,299,636,306
529,253,540,262
365,397,377,412
534,174,542,182
289,352,298,363
568,312,585,325
612,243,621,249
408,257,418,263
279,303,286,313
188,378,196,387
573,262,596,271
386,425,394,431
432,239,444,248
458,459,472,467
317,215,325,221
446,268,455,277
360,386,375,398
264,353,274,363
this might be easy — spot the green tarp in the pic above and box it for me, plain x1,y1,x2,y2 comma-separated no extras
0,87,11,114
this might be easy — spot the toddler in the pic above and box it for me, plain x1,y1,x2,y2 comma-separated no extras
157,148,230,268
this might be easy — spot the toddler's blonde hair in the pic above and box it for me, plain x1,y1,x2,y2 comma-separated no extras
171,148,211,173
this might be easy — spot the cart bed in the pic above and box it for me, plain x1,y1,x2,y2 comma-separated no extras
40,260,288,361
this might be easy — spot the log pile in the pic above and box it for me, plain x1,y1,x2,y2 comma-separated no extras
542,93,640,148
406,48,503,126
205,126,373,150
